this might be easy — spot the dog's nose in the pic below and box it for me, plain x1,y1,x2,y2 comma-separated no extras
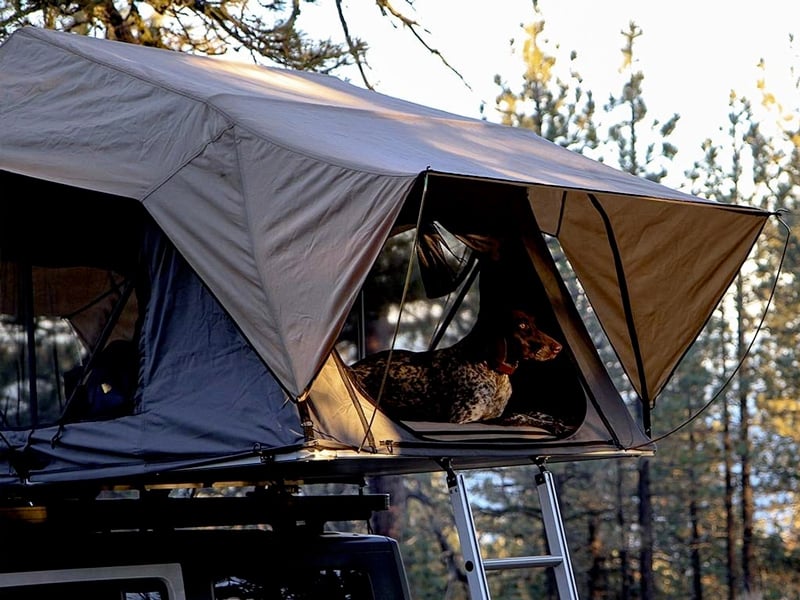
536,339,562,361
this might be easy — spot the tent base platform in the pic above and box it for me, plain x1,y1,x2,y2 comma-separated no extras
1,445,654,502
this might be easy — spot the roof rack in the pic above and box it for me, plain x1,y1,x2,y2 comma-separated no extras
0,485,389,533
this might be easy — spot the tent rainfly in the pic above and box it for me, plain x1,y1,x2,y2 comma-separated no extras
0,27,774,490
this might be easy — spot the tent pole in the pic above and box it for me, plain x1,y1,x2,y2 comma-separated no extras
357,290,366,361
587,194,651,435
428,261,481,351
19,259,38,425
56,277,135,429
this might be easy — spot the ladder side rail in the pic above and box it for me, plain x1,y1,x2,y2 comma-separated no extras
536,468,580,599
447,470,492,599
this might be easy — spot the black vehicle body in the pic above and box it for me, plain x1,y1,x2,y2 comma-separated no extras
0,491,412,600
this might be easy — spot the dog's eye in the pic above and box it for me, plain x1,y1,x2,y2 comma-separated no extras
518,321,529,331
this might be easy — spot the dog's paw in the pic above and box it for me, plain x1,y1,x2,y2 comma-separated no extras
487,411,575,436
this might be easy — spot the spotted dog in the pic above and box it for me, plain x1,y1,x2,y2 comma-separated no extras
349,309,562,424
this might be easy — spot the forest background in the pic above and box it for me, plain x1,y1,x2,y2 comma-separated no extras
0,0,798,599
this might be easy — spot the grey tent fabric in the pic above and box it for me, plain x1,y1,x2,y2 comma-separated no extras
0,217,303,486
0,28,774,488
0,28,770,402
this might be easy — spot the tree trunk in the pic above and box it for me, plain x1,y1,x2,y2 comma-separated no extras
737,276,756,596
716,300,738,600
369,474,407,540
638,457,654,599
688,420,703,600
616,463,631,600
587,512,608,599
723,383,737,600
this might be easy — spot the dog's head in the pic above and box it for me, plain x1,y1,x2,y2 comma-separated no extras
506,309,562,363
486,308,562,375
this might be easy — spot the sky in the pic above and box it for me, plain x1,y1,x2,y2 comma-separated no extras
300,0,799,191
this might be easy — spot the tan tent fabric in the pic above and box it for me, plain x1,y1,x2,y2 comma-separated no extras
530,189,768,401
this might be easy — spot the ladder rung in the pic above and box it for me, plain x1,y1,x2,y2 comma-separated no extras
483,555,564,570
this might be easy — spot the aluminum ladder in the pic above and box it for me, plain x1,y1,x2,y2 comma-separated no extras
444,462,580,599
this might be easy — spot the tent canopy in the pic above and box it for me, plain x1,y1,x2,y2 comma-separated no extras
0,28,773,488
1,28,771,403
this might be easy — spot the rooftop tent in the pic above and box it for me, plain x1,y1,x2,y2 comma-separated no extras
0,27,773,489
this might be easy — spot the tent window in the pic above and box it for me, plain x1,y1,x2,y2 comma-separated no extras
0,182,145,430
337,219,586,437
0,260,141,429
336,227,478,363
0,311,84,429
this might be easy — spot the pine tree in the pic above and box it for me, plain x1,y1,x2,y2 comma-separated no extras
601,22,681,599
